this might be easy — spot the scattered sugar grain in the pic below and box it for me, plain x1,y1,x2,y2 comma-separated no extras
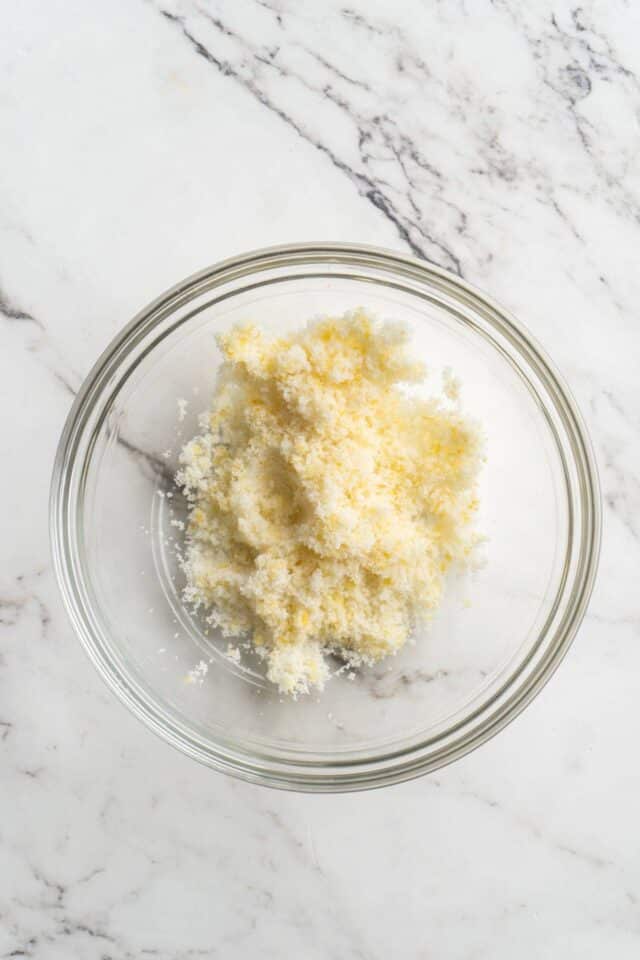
443,366,461,402
186,660,208,685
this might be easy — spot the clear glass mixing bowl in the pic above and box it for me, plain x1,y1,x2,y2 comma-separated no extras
50,244,601,791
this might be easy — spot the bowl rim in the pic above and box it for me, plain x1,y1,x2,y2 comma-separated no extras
49,241,602,792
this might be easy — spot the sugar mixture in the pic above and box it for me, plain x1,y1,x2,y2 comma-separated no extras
177,310,483,697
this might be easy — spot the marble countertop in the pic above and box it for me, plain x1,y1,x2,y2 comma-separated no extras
2,2,639,957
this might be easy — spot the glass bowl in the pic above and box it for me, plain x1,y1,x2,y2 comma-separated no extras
50,243,601,792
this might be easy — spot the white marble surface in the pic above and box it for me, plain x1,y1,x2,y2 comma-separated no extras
1,1,639,956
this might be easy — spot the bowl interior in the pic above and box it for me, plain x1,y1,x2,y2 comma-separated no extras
75,267,570,766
